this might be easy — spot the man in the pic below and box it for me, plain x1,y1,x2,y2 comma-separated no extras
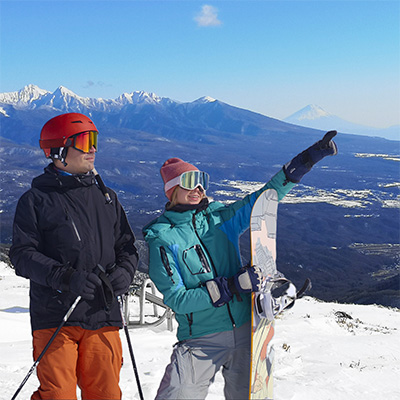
10,112,138,399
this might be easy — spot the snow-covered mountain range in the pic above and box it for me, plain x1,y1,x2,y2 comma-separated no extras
1,85,398,140
0,84,220,111
1,84,308,146
0,84,176,114
285,104,399,141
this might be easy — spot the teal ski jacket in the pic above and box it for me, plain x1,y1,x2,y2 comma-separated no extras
143,169,295,341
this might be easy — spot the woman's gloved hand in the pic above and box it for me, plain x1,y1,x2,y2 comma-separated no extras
283,130,338,183
205,266,263,307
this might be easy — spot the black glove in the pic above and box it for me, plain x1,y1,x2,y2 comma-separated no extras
69,271,102,300
283,130,338,183
205,266,263,307
108,267,133,297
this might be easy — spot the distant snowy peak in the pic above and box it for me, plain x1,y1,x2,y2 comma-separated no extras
115,90,165,105
193,96,217,104
284,104,399,140
48,85,87,104
0,84,50,105
286,104,332,122
36,86,100,112
55,85,77,98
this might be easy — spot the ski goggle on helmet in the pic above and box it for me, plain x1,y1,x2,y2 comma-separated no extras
68,131,98,153
165,170,210,192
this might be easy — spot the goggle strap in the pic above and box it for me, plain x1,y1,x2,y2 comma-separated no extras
164,175,182,192
39,137,68,148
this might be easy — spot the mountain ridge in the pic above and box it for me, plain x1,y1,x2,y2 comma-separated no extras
0,84,314,147
1,85,398,140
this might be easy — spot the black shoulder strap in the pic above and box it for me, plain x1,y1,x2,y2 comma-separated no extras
95,264,115,312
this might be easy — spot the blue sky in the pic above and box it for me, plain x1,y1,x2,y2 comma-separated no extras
1,0,399,128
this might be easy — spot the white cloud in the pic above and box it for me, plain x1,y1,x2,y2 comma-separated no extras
194,4,222,27
83,81,111,89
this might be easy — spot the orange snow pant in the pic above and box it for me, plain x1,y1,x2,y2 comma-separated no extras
31,326,123,400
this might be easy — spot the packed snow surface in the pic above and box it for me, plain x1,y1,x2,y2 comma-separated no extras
1,261,399,400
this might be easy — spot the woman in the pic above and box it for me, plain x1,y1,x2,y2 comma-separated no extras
143,132,337,399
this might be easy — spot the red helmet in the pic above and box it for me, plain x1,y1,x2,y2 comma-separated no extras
39,113,98,158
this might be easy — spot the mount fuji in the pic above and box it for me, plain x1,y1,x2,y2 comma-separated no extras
284,104,399,141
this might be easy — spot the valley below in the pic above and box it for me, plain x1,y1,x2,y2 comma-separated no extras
0,89,398,308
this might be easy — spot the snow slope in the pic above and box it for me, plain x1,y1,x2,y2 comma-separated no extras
1,261,399,400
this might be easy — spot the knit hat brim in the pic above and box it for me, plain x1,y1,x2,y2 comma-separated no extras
160,158,199,200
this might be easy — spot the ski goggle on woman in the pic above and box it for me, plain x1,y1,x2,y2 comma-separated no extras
165,170,210,192
68,131,98,153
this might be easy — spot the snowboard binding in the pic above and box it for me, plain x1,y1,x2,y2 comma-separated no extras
255,277,312,321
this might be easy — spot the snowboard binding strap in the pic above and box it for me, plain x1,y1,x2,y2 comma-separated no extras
255,278,311,321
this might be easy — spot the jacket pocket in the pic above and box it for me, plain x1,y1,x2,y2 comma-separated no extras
176,342,215,386
182,244,211,275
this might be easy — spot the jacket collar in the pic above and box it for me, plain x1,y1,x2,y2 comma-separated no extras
165,198,209,213
143,198,210,237
31,163,97,190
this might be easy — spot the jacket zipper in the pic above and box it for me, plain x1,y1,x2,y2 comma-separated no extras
186,313,193,337
65,208,81,242
194,245,211,273
160,246,175,284
191,213,236,328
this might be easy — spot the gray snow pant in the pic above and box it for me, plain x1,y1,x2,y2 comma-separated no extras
155,322,251,400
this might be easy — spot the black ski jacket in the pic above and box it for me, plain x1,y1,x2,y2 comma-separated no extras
10,164,138,331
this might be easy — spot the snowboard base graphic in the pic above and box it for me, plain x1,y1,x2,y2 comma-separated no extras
249,189,279,400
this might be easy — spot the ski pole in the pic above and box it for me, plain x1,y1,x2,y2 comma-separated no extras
118,295,144,400
92,167,112,204
10,296,81,400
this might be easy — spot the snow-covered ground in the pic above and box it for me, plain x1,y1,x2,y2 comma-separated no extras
1,261,399,400
214,180,400,210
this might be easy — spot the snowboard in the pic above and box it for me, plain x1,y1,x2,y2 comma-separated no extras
249,189,279,400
